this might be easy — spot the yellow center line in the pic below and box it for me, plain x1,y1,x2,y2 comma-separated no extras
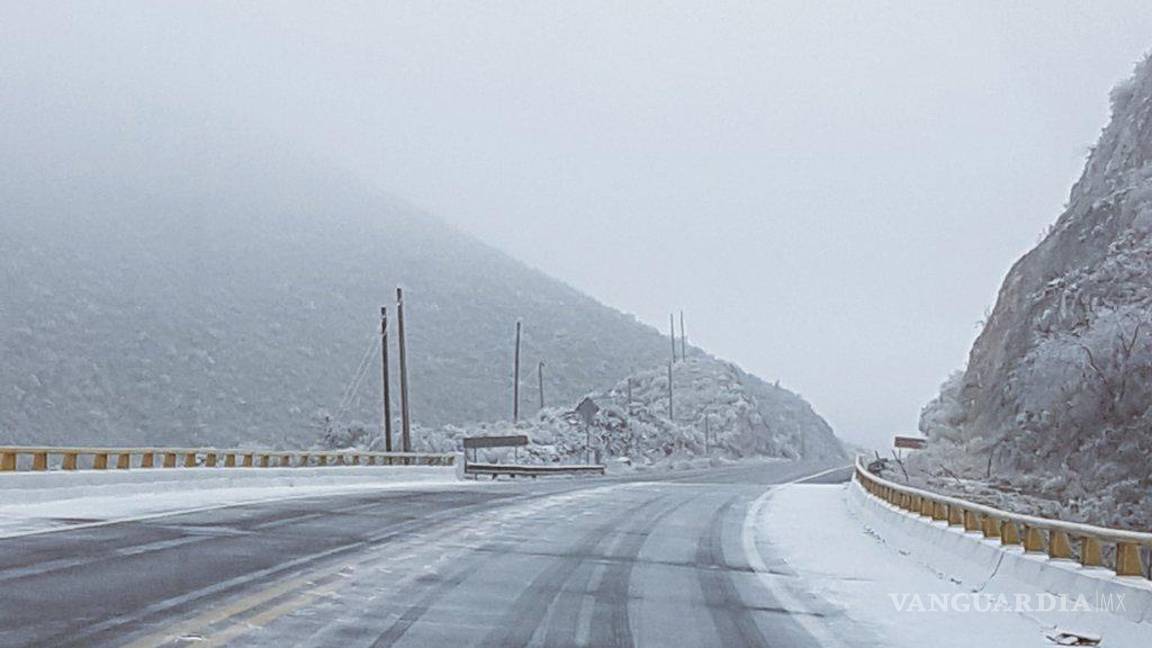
120,566,348,648
197,577,352,647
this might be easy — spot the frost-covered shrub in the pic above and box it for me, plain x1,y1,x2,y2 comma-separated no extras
918,371,966,442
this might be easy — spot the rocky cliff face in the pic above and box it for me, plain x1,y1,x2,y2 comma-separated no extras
917,56,1152,528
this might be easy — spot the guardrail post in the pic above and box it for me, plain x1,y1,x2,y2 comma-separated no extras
141,452,155,468
184,452,197,468
259,454,270,468
164,452,177,468
242,453,253,468
963,510,981,533
1001,521,1021,546
224,453,236,468
946,505,962,526
116,453,131,469
0,451,15,471
1080,537,1102,567
93,453,109,470
1115,542,1144,577
32,451,48,471
205,452,217,468
1048,531,1073,560
62,452,78,471
981,515,1000,539
299,453,310,467
1023,526,1045,553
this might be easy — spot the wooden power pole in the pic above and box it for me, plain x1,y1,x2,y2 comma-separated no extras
538,361,545,410
396,287,412,452
679,310,687,361
667,361,674,421
669,313,677,363
513,321,522,422
380,306,392,452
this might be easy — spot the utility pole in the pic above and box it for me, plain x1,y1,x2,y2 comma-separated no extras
380,307,392,452
679,310,687,361
513,321,522,422
667,361,674,421
670,313,677,363
538,361,545,410
704,414,710,455
396,287,412,452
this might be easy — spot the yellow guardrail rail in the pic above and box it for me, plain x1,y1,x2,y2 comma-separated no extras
0,446,455,472
854,456,1152,579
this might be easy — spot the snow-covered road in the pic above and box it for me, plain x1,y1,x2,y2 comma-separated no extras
0,461,1145,646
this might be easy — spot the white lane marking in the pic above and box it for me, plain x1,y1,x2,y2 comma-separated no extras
741,465,851,648
779,464,851,486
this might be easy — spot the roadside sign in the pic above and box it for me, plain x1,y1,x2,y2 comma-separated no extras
894,436,927,450
463,435,529,449
576,397,600,426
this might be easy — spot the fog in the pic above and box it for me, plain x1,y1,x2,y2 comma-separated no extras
5,2,1152,450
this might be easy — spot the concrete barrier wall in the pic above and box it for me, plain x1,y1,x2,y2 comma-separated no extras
848,480,1152,626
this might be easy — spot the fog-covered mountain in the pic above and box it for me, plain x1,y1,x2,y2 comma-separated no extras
0,94,841,455
916,55,1152,528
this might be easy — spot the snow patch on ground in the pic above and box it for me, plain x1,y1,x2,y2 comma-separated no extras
757,483,1152,647
0,466,460,538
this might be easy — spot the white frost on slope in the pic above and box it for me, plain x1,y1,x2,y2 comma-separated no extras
757,483,1151,647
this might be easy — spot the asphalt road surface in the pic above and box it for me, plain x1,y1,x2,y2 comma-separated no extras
0,460,853,647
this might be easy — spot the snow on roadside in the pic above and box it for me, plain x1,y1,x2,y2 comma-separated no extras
756,483,1151,647
0,466,461,538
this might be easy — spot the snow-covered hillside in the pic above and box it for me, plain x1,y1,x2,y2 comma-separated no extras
0,90,842,453
344,355,845,465
914,55,1152,530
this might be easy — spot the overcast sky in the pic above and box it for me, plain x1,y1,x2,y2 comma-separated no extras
7,2,1152,449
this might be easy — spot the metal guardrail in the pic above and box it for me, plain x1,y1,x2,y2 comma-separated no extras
854,456,1152,579
0,446,455,472
464,463,606,479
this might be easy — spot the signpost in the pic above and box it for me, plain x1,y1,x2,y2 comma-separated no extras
576,397,599,465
